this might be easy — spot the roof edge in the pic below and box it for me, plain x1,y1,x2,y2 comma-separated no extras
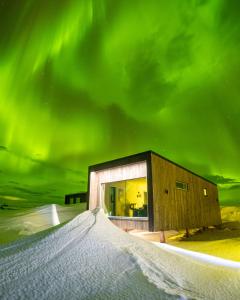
89,151,150,171
89,150,217,186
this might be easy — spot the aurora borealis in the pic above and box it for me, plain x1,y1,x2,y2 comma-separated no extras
0,0,240,206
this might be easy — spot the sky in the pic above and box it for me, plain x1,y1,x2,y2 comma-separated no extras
0,0,240,206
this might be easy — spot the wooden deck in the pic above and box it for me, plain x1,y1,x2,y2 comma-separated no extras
109,216,149,231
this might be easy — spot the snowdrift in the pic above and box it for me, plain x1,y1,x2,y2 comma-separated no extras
0,204,85,242
221,206,240,222
0,209,239,300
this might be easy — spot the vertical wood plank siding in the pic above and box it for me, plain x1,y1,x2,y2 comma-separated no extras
151,153,221,230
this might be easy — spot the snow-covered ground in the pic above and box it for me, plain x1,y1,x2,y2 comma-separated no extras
221,206,240,222
129,206,240,262
0,209,239,300
0,204,85,243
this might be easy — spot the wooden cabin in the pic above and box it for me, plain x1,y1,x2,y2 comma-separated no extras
87,151,221,235
65,192,87,205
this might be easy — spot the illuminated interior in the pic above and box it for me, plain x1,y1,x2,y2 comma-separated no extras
103,177,148,217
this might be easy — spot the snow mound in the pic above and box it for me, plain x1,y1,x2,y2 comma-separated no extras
0,204,85,240
221,206,240,222
16,204,60,235
0,209,239,300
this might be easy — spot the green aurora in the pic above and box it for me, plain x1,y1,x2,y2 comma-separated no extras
0,0,240,206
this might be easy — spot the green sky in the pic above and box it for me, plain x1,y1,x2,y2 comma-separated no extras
0,0,240,206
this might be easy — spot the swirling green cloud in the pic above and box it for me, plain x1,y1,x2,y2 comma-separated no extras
0,0,239,205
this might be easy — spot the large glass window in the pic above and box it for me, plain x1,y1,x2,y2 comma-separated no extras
103,177,148,217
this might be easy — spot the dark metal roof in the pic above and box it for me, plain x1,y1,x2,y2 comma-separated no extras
89,151,149,172
89,150,216,186
65,192,87,197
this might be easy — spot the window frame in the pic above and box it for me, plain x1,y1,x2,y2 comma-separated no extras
176,181,188,191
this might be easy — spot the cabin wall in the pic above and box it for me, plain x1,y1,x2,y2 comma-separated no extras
151,153,221,230
88,161,147,210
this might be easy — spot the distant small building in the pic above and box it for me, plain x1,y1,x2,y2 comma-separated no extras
87,151,221,236
65,192,87,205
